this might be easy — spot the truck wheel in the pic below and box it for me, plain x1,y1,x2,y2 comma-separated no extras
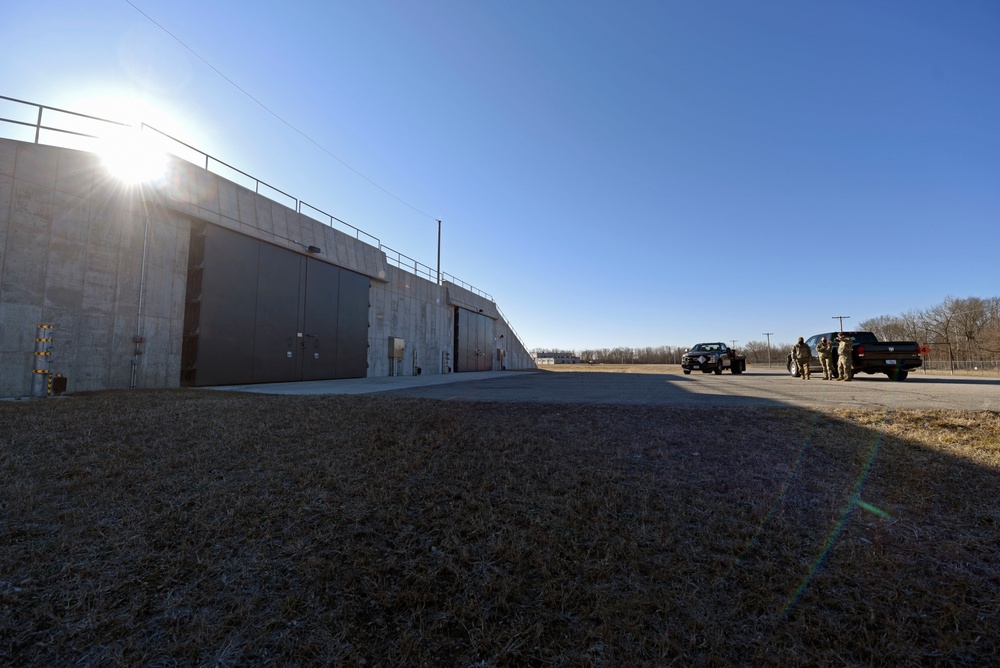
788,359,800,377
887,369,909,381
732,363,743,374
714,363,724,375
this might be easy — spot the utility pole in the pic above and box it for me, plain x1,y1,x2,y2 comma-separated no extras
832,315,850,332
436,219,442,285
763,332,773,368
730,340,738,350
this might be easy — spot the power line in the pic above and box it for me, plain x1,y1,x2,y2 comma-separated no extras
123,0,437,221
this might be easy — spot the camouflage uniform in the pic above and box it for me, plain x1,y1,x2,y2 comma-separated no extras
836,334,853,381
816,338,833,380
792,338,811,379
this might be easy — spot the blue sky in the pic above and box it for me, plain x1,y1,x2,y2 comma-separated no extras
2,1,997,351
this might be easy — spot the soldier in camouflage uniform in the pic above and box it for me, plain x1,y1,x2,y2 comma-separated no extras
835,332,853,381
816,336,833,380
792,336,812,380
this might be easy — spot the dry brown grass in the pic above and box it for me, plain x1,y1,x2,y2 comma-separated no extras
1,391,998,666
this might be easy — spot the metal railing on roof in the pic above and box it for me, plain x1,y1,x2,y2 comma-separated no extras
298,201,381,248
441,272,493,302
0,96,130,143
0,94,526,349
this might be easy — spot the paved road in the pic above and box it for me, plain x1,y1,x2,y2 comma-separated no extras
216,368,999,411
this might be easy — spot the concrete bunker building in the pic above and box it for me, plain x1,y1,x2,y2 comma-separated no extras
0,97,533,398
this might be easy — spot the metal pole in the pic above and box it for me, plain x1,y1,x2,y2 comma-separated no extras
832,315,850,331
763,332,773,368
436,219,441,285
131,189,156,390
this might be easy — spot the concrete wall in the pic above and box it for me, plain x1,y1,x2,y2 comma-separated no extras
0,137,532,398
368,268,533,376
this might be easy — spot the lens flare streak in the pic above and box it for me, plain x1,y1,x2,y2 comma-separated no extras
783,416,892,614
717,412,821,583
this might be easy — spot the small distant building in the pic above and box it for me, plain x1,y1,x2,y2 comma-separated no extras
531,352,582,365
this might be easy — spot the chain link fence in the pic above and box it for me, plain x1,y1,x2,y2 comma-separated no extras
918,360,1000,377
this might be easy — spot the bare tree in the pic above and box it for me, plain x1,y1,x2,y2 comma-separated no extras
981,298,1000,356
922,297,962,370
951,297,990,360
898,308,925,343
742,339,769,364
859,314,911,341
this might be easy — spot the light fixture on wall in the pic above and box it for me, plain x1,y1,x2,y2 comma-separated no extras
291,239,323,254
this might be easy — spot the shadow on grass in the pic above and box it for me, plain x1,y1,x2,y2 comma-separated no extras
0,390,997,666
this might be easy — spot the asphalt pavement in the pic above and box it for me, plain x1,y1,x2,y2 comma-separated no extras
210,368,999,411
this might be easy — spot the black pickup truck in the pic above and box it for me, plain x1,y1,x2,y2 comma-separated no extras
786,331,922,381
681,342,747,375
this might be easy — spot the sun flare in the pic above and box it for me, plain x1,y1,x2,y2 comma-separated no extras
98,126,168,184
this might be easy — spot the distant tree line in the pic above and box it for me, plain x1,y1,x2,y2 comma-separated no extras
540,295,1000,368
576,346,690,364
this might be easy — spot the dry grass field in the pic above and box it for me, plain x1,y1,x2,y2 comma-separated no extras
2,385,998,666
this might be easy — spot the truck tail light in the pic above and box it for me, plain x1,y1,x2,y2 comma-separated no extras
856,345,865,357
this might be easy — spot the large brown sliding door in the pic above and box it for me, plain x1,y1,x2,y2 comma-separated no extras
337,270,371,378
301,258,340,381
253,243,307,383
454,307,494,372
182,224,369,386
194,228,259,386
